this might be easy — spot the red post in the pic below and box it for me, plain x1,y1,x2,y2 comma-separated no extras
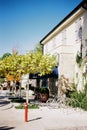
24,103,28,122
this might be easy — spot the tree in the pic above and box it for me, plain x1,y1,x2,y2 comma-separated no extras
1,52,11,60
34,43,43,53
0,52,11,78
0,51,57,103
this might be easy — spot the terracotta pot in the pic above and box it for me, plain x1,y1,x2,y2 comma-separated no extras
40,93,49,103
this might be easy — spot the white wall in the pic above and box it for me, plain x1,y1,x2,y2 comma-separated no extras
43,10,87,85
82,11,87,58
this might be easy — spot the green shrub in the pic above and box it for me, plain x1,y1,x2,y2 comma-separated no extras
15,104,24,109
11,97,26,103
15,103,39,109
68,83,87,110
81,96,87,111
29,104,39,109
84,83,87,93
40,87,49,95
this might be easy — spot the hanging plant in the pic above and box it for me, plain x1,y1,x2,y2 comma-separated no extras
82,72,87,79
76,52,82,67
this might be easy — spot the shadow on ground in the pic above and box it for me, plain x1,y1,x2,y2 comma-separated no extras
0,126,15,130
29,117,42,122
0,100,10,107
0,98,14,110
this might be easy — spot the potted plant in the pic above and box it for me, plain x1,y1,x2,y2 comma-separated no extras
40,87,49,102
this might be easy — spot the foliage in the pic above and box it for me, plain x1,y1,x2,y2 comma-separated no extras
68,83,87,110
0,78,5,83
34,43,43,53
85,57,87,64
40,87,49,95
38,53,57,76
15,103,39,109
81,96,87,110
0,51,57,103
28,104,39,109
0,52,57,79
15,104,24,109
1,52,11,60
70,82,77,91
84,83,87,93
70,91,85,102
10,97,25,103
76,52,82,67
34,86,49,98
0,53,22,80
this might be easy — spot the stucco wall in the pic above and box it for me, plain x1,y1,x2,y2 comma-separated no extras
58,53,74,82
82,11,87,58
43,10,87,83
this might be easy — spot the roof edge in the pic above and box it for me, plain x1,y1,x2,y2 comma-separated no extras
40,1,86,44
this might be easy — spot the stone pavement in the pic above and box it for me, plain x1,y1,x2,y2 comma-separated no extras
0,97,87,130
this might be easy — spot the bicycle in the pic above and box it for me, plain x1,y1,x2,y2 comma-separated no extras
46,95,66,108
46,96,81,111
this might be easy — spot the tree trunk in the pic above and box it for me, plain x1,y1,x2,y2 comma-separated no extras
26,75,29,104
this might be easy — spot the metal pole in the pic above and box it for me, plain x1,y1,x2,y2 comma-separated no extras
24,103,28,122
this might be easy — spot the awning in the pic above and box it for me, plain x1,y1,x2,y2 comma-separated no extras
29,66,59,79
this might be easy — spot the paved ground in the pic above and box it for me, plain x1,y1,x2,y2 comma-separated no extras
0,91,87,130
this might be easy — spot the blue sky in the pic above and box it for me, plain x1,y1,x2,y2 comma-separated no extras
0,0,82,57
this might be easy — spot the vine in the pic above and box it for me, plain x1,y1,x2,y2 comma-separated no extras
76,52,82,67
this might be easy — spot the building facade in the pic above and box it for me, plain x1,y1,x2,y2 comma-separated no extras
40,1,87,91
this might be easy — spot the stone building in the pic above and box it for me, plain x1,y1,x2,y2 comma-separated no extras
40,1,87,91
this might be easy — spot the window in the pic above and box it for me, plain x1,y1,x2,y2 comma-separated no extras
75,18,82,41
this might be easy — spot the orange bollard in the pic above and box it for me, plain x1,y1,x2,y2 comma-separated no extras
24,103,28,122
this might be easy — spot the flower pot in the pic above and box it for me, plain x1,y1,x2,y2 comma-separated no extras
40,93,49,103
